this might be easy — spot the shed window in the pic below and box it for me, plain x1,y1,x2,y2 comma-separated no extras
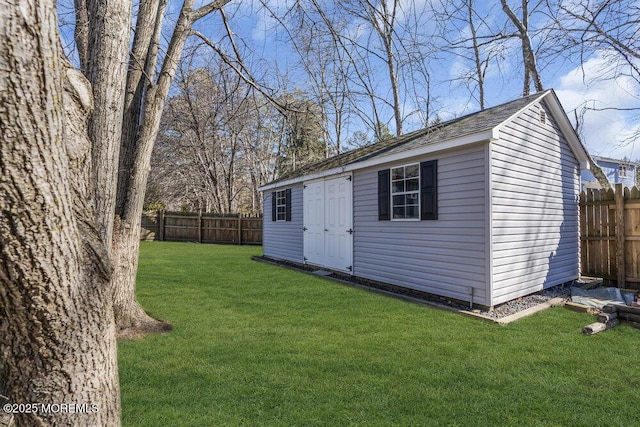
378,160,438,221
391,164,420,220
271,189,292,222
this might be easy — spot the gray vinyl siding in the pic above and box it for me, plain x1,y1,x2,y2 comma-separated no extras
490,102,580,305
353,144,489,306
263,185,304,263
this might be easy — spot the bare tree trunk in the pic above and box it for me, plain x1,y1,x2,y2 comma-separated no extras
386,12,403,135
84,0,132,248
357,0,403,135
385,38,403,136
225,138,238,213
0,2,119,424
118,0,168,217
74,0,89,69
501,0,544,95
112,0,230,332
112,217,157,332
111,0,170,333
467,0,486,110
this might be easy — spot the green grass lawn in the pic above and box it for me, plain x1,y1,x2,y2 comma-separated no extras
120,242,640,426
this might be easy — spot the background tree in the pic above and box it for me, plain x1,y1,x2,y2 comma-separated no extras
161,65,245,213
338,0,437,137
273,3,353,155
343,0,405,135
258,0,437,142
148,52,286,214
434,0,511,110
546,0,640,142
142,0,636,213
240,99,285,212
275,91,328,174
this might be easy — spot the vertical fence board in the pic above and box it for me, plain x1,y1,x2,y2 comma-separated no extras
586,189,594,273
615,184,625,287
606,190,618,280
592,189,603,275
580,189,588,274
625,188,640,282
159,210,165,241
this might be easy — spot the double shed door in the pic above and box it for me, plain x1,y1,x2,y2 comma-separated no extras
303,175,353,273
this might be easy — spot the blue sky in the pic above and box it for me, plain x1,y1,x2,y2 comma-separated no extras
57,0,640,161
221,0,640,160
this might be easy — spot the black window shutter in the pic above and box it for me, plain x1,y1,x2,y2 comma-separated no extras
378,169,390,220
285,188,292,221
420,160,438,220
271,192,277,222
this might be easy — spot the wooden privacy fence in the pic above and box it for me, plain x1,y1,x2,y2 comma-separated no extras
141,211,262,245
580,183,640,288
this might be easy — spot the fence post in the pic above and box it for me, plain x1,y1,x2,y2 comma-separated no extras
238,213,242,245
158,210,165,241
198,210,203,243
615,183,625,287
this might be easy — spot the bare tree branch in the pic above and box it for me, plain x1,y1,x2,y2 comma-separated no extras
193,0,232,21
189,29,292,115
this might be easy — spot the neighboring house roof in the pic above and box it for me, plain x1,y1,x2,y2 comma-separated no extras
592,155,640,167
260,89,591,191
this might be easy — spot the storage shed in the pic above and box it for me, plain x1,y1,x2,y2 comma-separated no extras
259,90,591,308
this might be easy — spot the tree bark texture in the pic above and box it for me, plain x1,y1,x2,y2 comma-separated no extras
0,2,119,425
112,217,155,331
117,0,168,218
83,0,133,248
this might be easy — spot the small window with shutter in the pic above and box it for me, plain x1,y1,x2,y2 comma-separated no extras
271,189,292,222
378,160,437,221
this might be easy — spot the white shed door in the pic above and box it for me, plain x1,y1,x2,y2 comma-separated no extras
303,180,325,266
303,176,353,273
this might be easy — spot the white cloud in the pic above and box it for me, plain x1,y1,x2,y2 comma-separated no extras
229,0,293,43
555,52,640,160
435,94,475,121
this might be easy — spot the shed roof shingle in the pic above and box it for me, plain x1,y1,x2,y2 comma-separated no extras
268,91,546,186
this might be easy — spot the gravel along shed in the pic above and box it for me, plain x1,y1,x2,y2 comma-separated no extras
259,90,592,309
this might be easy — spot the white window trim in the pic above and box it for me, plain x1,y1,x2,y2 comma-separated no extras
390,163,421,221
275,190,287,222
